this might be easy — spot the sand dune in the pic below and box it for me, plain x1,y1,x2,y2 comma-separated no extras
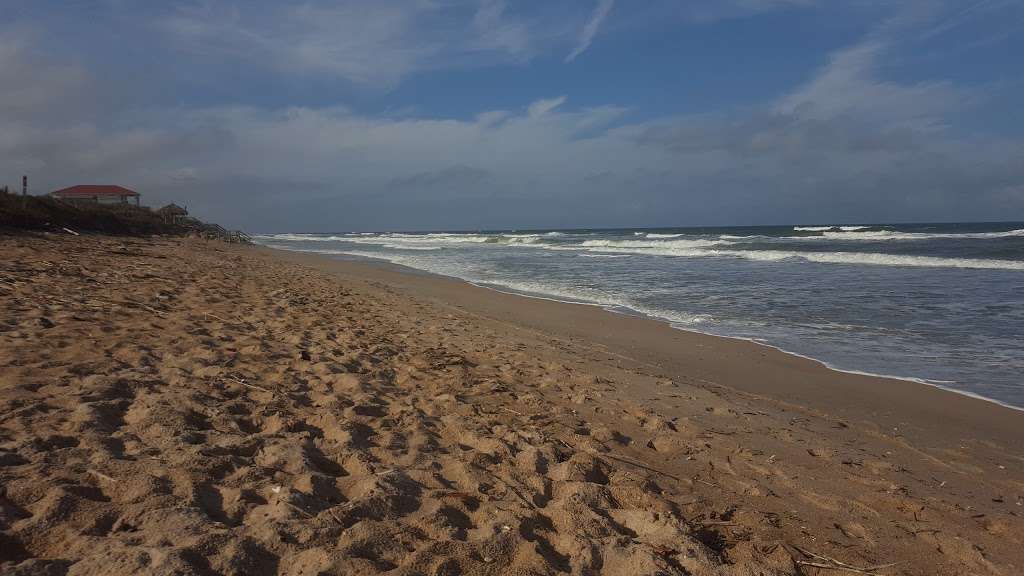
1,234,1021,575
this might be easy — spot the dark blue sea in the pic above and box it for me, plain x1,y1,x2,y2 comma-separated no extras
256,223,1024,408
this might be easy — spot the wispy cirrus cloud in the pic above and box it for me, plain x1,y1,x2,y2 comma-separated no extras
527,95,568,117
470,0,532,58
155,0,826,85
565,0,615,62
160,0,542,88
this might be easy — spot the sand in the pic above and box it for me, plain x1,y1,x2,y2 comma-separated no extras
1,234,1021,576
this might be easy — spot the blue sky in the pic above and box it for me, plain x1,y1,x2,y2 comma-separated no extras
2,0,1023,231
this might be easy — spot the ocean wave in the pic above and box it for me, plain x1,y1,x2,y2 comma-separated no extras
349,234,491,246
565,243,1024,269
467,279,712,325
813,228,1024,241
377,244,443,251
300,232,552,250
261,227,1024,246
417,234,494,242
732,250,1024,269
631,232,687,239
263,242,715,325
579,238,728,250
271,233,1024,269
793,225,871,232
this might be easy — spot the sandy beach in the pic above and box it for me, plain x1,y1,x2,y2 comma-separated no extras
1,233,1022,576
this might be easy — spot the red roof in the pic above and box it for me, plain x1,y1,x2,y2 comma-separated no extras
51,185,140,197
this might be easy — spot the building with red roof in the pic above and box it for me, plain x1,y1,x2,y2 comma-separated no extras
50,185,141,206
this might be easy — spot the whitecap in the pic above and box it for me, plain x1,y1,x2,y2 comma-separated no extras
579,238,728,250
814,229,1024,241
564,243,1024,270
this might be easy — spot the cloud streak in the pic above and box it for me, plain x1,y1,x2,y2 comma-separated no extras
159,0,541,88
566,0,615,62
527,96,568,117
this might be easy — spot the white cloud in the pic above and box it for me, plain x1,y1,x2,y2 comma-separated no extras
527,96,568,118
777,40,970,129
566,0,615,62
7,83,1019,232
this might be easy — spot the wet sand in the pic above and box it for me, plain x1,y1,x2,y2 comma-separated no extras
277,251,1023,450
1,234,1021,575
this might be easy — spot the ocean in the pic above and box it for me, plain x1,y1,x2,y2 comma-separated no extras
255,223,1024,409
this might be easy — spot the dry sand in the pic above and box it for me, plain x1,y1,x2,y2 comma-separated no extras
1,234,1021,576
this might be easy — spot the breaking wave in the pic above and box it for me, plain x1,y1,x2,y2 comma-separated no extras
790,226,1024,239
579,238,728,249
569,244,1024,269
255,233,351,242
727,250,1024,270
813,228,1024,241
262,228,1024,269
794,225,871,232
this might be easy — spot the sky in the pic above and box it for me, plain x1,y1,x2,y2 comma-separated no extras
2,0,1023,232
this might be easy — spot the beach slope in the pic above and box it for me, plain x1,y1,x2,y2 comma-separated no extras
1,234,1021,575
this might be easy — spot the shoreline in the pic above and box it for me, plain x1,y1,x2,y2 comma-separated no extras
472,280,1024,414
263,244,1024,416
4,234,1022,575
261,246,1024,453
